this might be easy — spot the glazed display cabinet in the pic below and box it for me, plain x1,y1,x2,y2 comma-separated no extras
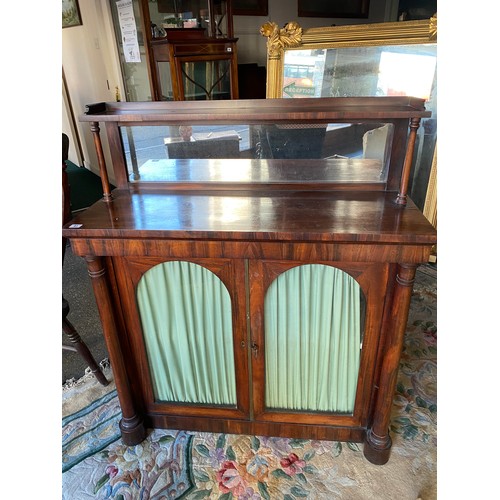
150,31,238,101
62,97,436,465
146,0,238,101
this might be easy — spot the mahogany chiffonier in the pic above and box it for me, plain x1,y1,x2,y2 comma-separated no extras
62,97,436,464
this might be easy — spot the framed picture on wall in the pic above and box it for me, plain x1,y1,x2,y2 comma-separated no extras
62,0,82,28
233,0,268,16
298,0,370,18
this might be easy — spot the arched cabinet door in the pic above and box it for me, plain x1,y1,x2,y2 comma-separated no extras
249,261,388,428
113,256,250,420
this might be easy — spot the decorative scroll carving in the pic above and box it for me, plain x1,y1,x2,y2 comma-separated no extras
260,21,303,59
429,13,437,40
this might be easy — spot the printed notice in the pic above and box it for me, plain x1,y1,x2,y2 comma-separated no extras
116,0,141,63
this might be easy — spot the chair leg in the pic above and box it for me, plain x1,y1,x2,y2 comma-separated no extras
63,317,109,386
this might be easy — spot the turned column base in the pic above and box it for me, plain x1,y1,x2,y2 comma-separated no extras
119,415,147,446
363,429,392,465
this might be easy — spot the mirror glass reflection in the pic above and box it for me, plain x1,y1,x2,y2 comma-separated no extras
281,43,436,209
120,122,394,184
282,44,436,99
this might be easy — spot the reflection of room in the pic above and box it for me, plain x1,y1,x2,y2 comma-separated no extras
284,45,436,99
119,121,394,183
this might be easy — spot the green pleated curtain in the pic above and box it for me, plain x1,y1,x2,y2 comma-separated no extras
136,261,236,405
265,264,362,413
136,261,362,413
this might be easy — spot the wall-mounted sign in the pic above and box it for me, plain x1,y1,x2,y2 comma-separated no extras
116,0,141,63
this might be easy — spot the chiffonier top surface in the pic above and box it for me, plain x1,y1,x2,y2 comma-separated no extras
62,186,436,245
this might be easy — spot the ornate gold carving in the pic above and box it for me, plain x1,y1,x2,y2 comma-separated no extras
260,21,303,59
429,13,437,40
423,144,437,228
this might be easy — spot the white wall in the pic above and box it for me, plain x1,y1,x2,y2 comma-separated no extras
234,0,398,66
62,76,84,167
62,0,123,183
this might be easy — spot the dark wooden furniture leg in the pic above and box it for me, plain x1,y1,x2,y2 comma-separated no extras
63,298,109,386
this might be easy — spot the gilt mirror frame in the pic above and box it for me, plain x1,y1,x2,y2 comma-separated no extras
260,16,437,98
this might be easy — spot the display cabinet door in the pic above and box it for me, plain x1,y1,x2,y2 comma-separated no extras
175,57,234,100
249,260,388,427
113,256,250,420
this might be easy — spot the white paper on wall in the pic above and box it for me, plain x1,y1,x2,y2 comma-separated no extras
116,0,141,63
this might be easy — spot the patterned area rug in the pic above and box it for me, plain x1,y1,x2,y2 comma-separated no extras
62,265,437,499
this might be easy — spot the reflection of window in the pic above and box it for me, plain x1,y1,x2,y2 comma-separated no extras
284,64,315,79
282,45,436,100
377,51,436,100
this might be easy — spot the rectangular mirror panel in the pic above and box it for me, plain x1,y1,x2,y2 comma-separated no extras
119,122,393,184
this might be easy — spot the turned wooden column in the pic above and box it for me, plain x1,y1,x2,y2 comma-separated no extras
396,117,421,205
364,263,417,465
90,121,113,201
86,256,147,446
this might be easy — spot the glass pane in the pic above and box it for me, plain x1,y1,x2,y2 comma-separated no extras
136,261,236,405
409,68,437,209
109,0,152,101
210,0,230,38
283,45,436,100
181,60,231,100
119,122,393,183
157,61,174,100
148,0,230,37
264,265,364,414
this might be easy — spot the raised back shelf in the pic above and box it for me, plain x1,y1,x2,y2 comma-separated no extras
82,96,430,201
